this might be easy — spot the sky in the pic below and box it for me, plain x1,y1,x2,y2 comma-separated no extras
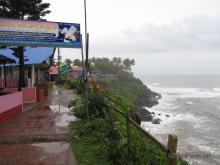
44,0,220,76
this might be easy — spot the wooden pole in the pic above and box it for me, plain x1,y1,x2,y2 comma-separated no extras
115,98,119,121
126,109,131,158
167,134,178,165
3,63,6,88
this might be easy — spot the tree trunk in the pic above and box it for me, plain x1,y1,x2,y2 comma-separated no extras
18,46,26,91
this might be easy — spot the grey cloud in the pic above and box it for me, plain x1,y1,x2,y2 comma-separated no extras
91,15,220,55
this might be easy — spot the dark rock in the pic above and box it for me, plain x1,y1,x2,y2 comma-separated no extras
145,115,153,121
127,111,141,125
157,113,161,116
133,107,153,122
165,114,170,117
152,118,161,124
134,86,161,109
133,85,162,122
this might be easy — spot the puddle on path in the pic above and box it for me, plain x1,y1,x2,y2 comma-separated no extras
32,142,69,154
55,114,77,127
49,105,69,113
49,105,77,127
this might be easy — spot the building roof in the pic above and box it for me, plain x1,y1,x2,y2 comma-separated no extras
0,55,16,64
0,47,55,65
72,66,82,71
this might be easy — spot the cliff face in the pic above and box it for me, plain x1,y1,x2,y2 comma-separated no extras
133,85,161,122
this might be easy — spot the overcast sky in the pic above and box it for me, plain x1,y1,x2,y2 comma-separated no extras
44,0,220,75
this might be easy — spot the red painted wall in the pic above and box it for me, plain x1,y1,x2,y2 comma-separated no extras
22,87,36,103
37,89,44,102
0,92,23,124
0,105,22,123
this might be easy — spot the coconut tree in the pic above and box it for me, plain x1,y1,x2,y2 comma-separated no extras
123,58,135,71
64,58,73,67
0,0,51,90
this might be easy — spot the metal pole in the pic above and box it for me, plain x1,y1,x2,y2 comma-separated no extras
84,0,88,40
80,34,89,119
58,48,61,68
57,48,61,112
84,0,89,80
85,33,89,74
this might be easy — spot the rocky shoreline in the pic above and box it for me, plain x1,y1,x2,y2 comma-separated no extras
133,85,166,124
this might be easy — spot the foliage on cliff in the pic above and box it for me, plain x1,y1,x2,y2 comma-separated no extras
68,80,168,164
67,57,188,165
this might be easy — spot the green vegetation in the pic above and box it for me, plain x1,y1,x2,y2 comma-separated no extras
97,72,145,105
55,75,82,92
89,57,135,75
68,82,168,164
64,57,188,164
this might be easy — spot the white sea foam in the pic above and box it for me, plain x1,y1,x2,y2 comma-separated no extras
186,101,193,105
152,82,160,86
148,84,220,99
186,138,220,155
213,88,220,92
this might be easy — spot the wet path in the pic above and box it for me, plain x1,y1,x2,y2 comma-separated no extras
0,85,77,165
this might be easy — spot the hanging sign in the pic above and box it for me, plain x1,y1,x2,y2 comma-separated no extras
0,19,81,48
59,64,71,74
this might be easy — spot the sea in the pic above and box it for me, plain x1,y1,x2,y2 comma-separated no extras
139,75,220,165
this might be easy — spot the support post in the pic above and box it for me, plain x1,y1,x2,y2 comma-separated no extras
167,134,178,165
1,66,4,78
126,109,131,158
3,63,6,88
37,67,40,82
31,64,35,87
115,98,119,121
80,34,89,119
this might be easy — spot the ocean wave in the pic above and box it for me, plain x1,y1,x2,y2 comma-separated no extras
213,88,220,92
148,84,220,99
186,138,220,155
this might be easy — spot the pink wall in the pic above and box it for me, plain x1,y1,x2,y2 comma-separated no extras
0,92,23,113
22,87,36,103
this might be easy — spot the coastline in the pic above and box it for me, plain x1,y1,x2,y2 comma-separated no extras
133,85,163,124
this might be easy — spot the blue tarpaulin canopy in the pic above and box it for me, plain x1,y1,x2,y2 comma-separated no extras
0,47,55,65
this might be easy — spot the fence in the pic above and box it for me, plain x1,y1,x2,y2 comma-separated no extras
90,80,183,165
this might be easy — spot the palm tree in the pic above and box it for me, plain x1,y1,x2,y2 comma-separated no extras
123,58,135,71
64,58,73,66
73,59,82,66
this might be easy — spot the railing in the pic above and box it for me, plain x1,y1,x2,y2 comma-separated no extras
0,78,28,88
0,78,18,88
90,79,182,165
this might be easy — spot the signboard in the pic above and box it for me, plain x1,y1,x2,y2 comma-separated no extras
59,65,71,74
0,19,81,48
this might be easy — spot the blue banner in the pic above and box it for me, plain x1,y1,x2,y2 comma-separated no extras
0,19,81,48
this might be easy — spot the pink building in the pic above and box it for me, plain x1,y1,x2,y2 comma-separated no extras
0,47,55,123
